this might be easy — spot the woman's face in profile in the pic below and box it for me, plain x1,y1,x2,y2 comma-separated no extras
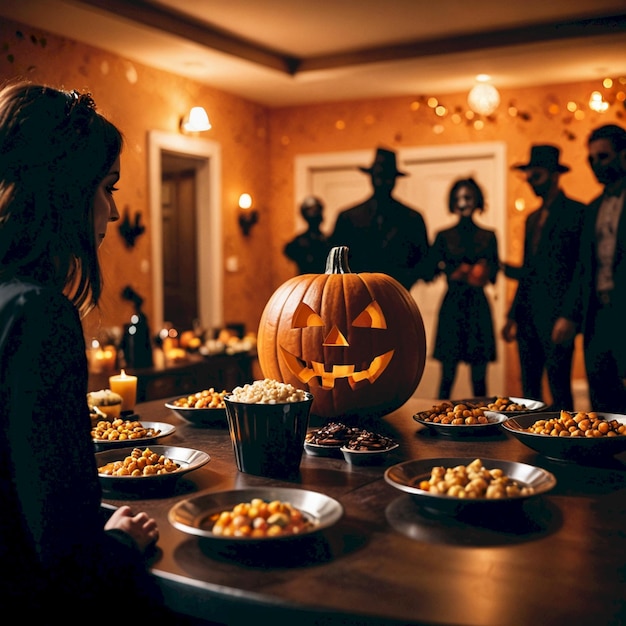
93,156,121,247
453,185,476,217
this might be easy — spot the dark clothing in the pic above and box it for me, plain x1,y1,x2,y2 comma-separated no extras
284,230,332,274
561,189,626,412
506,190,585,409
330,196,429,290
0,279,163,621
427,220,499,366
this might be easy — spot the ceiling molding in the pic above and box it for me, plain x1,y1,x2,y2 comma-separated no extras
73,1,626,77
74,0,298,73
299,14,626,72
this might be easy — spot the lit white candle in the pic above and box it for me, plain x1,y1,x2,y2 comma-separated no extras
109,369,137,413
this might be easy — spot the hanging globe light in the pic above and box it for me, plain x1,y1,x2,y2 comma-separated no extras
467,75,500,116
588,91,609,113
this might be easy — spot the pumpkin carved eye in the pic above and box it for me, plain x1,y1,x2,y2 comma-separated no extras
352,301,387,329
292,302,324,328
293,301,387,330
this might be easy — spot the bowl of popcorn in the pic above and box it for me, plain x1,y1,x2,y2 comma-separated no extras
224,379,313,479
165,388,229,426
87,389,124,420
501,410,626,462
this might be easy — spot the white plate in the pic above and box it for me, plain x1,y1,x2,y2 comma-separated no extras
384,457,556,516
92,421,176,450
168,487,343,544
96,445,210,492
458,396,547,414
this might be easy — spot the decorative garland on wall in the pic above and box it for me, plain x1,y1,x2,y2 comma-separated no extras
407,76,626,140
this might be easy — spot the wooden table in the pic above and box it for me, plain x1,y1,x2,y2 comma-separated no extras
101,397,626,626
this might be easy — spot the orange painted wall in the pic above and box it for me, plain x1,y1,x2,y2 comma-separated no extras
2,18,625,396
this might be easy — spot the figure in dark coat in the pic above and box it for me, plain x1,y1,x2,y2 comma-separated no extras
284,195,332,274
426,178,499,399
553,126,626,412
330,147,429,290
502,145,585,410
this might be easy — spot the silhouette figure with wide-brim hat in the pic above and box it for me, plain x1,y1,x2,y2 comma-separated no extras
330,146,429,290
512,144,570,173
358,147,408,177
503,141,585,410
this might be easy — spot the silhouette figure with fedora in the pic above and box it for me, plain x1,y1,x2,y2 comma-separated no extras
284,195,332,274
501,144,585,409
330,147,429,290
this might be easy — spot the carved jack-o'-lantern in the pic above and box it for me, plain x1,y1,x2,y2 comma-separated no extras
258,246,426,419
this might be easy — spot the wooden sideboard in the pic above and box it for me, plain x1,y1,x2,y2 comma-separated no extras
88,351,257,402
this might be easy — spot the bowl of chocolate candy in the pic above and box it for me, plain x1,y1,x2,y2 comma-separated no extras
303,422,362,457
340,430,399,466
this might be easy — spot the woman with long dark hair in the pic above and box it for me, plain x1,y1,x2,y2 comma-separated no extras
0,82,169,620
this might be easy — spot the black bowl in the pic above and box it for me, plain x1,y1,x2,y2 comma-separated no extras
95,444,210,494
165,400,227,426
413,411,507,437
501,412,626,462
384,457,556,516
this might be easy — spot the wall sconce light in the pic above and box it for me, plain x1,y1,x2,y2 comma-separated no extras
467,75,500,116
238,193,259,236
180,106,212,133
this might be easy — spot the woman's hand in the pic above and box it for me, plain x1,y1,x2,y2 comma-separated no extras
551,317,576,345
450,262,471,282
467,259,490,287
105,505,159,553
501,319,516,343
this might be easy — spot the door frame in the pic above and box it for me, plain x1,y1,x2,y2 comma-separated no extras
148,130,223,332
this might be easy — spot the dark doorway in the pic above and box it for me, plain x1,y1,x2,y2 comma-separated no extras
161,153,200,330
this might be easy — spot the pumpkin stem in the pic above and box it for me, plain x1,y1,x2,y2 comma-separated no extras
325,246,352,275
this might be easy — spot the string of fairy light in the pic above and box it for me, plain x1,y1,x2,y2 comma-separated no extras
407,76,626,139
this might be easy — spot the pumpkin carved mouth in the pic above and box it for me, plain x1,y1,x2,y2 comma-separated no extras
279,346,395,389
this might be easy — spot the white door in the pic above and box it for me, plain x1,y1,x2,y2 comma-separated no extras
294,142,507,400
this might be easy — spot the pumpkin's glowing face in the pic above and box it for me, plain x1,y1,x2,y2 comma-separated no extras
258,248,426,419
280,299,394,389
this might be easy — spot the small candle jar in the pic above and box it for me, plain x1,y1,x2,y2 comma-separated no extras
97,344,117,372
87,338,103,374
109,369,138,414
